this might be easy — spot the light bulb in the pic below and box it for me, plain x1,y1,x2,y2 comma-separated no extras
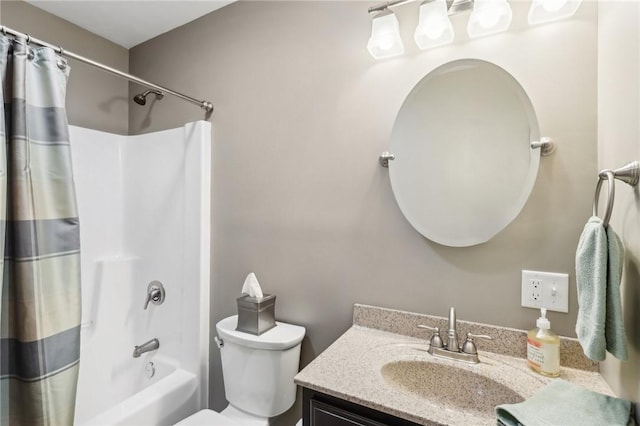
367,10,404,59
467,0,512,38
424,17,446,39
528,0,582,25
378,38,394,51
414,0,454,50
477,9,501,29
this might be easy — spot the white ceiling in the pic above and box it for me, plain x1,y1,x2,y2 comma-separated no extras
24,0,235,49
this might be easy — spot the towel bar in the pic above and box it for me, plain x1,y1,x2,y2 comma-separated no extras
592,161,640,227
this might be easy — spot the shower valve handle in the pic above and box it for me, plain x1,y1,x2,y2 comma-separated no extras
144,281,166,310
143,290,160,309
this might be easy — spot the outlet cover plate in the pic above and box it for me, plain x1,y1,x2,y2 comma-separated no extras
521,270,569,313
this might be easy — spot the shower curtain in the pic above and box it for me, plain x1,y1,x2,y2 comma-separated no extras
0,35,81,425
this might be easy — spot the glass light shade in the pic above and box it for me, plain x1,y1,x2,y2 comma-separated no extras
467,0,512,39
528,0,583,25
367,10,404,59
414,0,455,50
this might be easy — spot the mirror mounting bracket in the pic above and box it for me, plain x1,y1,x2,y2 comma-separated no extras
379,152,395,168
531,137,556,156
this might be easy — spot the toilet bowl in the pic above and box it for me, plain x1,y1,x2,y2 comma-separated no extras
176,315,306,426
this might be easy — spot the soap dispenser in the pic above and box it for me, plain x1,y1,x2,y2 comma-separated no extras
527,308,560,377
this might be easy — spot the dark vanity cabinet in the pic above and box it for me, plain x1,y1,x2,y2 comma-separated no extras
302,388,423,426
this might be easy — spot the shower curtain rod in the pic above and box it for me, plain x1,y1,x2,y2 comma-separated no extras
0,25,214,113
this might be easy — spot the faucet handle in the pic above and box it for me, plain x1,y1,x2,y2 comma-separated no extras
417,324,438,331
461,332,492,355
417,325,444,348
467,333,492,340
144,291,153,310
144,288,162,309
144,280,166,310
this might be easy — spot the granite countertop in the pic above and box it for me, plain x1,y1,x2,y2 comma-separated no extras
294,305,613,426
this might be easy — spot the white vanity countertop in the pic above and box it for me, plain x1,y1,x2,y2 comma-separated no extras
294,305,614,426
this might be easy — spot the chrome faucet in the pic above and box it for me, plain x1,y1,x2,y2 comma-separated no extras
446,307,460,352
417,307,491,364
133,338,160,358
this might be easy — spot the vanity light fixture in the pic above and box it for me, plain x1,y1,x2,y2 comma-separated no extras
366,0,502,59
467,0,513,38
528,0,583,25
367,0,581,59
414,0,455,50
367,9,405,59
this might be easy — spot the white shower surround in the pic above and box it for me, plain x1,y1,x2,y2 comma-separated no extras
69,121,211,425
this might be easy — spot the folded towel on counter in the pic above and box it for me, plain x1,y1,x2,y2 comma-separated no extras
575,216,628,361
496,379,635,426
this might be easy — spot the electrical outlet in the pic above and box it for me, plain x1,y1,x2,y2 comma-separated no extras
521,270,569,313
528,279,542,302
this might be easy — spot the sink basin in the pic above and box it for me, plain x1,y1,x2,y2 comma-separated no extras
381,360,524,417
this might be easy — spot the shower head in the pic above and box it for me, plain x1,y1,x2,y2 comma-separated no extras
133,89,164,106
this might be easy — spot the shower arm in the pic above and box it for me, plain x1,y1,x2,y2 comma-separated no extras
0,25,214,114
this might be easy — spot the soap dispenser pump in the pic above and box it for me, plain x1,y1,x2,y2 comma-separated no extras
527,308,560,377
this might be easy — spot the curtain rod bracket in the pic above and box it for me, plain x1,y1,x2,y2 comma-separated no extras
201,101,214,113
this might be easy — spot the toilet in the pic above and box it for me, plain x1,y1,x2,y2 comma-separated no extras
177,315,306,426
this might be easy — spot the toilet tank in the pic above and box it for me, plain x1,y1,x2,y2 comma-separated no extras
216,315,306,418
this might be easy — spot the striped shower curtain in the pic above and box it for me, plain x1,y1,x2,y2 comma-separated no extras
0,35,82,425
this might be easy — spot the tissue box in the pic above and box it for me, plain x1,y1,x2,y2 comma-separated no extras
236,294,276,335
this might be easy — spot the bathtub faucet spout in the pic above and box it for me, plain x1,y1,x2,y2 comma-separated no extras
133,338,160,358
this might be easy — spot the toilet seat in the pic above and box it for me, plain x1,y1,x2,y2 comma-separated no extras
175,409,240,425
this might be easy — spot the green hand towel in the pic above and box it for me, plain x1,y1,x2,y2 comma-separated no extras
575,216,628,361
606,224,628,360
496,379,635,426
575,216,608,361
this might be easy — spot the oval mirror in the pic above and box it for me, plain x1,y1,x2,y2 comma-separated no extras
388,59,541,247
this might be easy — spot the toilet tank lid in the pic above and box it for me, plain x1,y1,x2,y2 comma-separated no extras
216,315,306,350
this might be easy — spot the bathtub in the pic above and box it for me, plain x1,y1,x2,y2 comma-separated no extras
81,357,199,426
70,122,211,426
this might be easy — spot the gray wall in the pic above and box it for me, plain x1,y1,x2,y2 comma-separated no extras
128,1,598,423
598,1,640,409
1,0,129,134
